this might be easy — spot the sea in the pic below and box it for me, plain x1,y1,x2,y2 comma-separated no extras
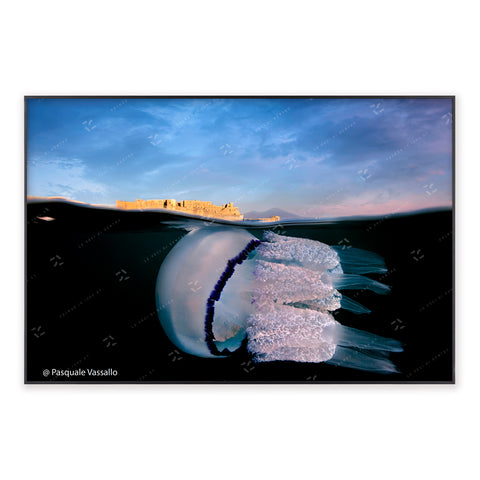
26,200,454,383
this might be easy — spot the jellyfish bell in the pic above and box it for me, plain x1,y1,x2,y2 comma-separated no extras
155,227,403,373
156,228,255,358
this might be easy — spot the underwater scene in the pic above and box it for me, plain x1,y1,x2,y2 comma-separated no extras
25,96,454,383
26,201,453,382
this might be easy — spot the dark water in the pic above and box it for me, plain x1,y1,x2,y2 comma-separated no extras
26,201,454,383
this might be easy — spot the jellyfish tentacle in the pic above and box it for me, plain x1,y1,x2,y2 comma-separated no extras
330,273,391,295
332,246,388,274
326,346,400,374
339,295,372,314
326,323,403,352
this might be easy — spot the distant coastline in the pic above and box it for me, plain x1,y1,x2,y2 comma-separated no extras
26,196,281,223
116,198,245,221
115,198,281,222
27,196,452,223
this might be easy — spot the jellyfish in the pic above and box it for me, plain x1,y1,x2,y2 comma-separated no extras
155,227,403,373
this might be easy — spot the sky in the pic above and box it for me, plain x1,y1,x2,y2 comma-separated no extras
26,97,453,218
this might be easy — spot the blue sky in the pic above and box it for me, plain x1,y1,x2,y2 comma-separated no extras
27,97,453,217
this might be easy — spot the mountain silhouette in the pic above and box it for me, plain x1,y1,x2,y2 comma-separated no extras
243,208,304,220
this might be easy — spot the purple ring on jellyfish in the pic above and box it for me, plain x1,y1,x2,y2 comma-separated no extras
204,238,261,356
155,227,403,373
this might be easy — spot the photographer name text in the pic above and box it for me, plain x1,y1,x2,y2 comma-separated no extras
44,368,118,378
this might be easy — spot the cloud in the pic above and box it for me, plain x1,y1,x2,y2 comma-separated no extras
26,98,453,215
27,157,108,201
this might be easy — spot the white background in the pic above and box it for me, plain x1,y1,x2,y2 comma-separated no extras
1,1,478,479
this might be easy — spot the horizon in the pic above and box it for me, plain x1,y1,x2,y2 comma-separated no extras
26,194,452,221
26,97,453,217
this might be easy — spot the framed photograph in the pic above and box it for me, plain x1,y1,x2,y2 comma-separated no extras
25,96,454,383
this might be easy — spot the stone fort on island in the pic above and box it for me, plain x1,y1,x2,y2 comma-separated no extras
115,199,279,222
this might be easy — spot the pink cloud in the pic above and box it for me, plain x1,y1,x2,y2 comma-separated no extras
301,195,451,219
